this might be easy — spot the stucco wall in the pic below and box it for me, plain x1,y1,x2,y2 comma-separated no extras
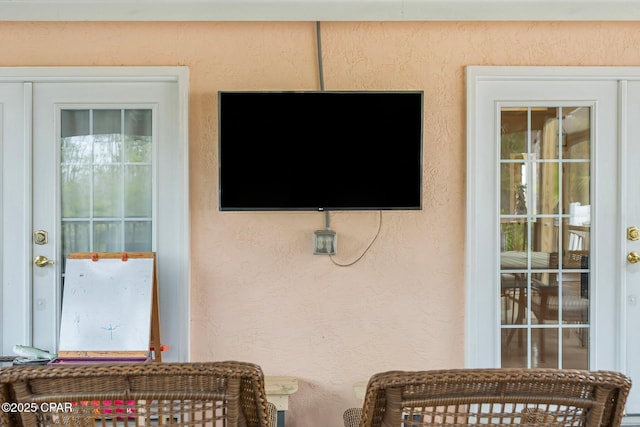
2,20,640,426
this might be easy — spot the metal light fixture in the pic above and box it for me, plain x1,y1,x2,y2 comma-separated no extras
313,211,337,255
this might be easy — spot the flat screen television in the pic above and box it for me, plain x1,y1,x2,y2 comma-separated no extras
218,90,423,211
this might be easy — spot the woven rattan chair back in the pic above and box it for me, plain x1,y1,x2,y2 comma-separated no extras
266,402,277,427
358,368,631,427
0,361,272,427
343,407,363,427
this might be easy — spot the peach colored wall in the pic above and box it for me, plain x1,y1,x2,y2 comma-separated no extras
3,20,640,426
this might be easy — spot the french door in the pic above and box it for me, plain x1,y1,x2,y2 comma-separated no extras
1,68,189,362
467,67,640,416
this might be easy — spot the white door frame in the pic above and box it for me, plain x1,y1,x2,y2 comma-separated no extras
466,65,640,420
0,67,190,362
465,66,640,371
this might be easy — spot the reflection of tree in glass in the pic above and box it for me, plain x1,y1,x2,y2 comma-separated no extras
515,184,527,215
60,109,153,260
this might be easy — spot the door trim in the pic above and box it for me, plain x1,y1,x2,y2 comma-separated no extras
0,66,190,361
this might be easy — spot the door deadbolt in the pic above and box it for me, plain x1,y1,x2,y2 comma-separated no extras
34,230,48,245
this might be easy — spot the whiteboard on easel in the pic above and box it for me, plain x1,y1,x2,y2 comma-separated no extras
59,256,154,352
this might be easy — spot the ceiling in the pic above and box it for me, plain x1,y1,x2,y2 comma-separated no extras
1,0,639,22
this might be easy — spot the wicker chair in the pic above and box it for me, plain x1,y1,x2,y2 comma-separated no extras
343,407,363,427
349,368,631,427
0,361,272,427
266,402,278,427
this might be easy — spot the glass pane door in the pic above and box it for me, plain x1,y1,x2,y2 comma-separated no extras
26,74,186,360
60,108,153,266
499,106,591,369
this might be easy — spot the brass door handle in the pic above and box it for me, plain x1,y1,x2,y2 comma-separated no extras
34,255,54,268
628,252,640,264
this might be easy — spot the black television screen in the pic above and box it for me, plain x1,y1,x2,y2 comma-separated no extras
218,91,423,211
